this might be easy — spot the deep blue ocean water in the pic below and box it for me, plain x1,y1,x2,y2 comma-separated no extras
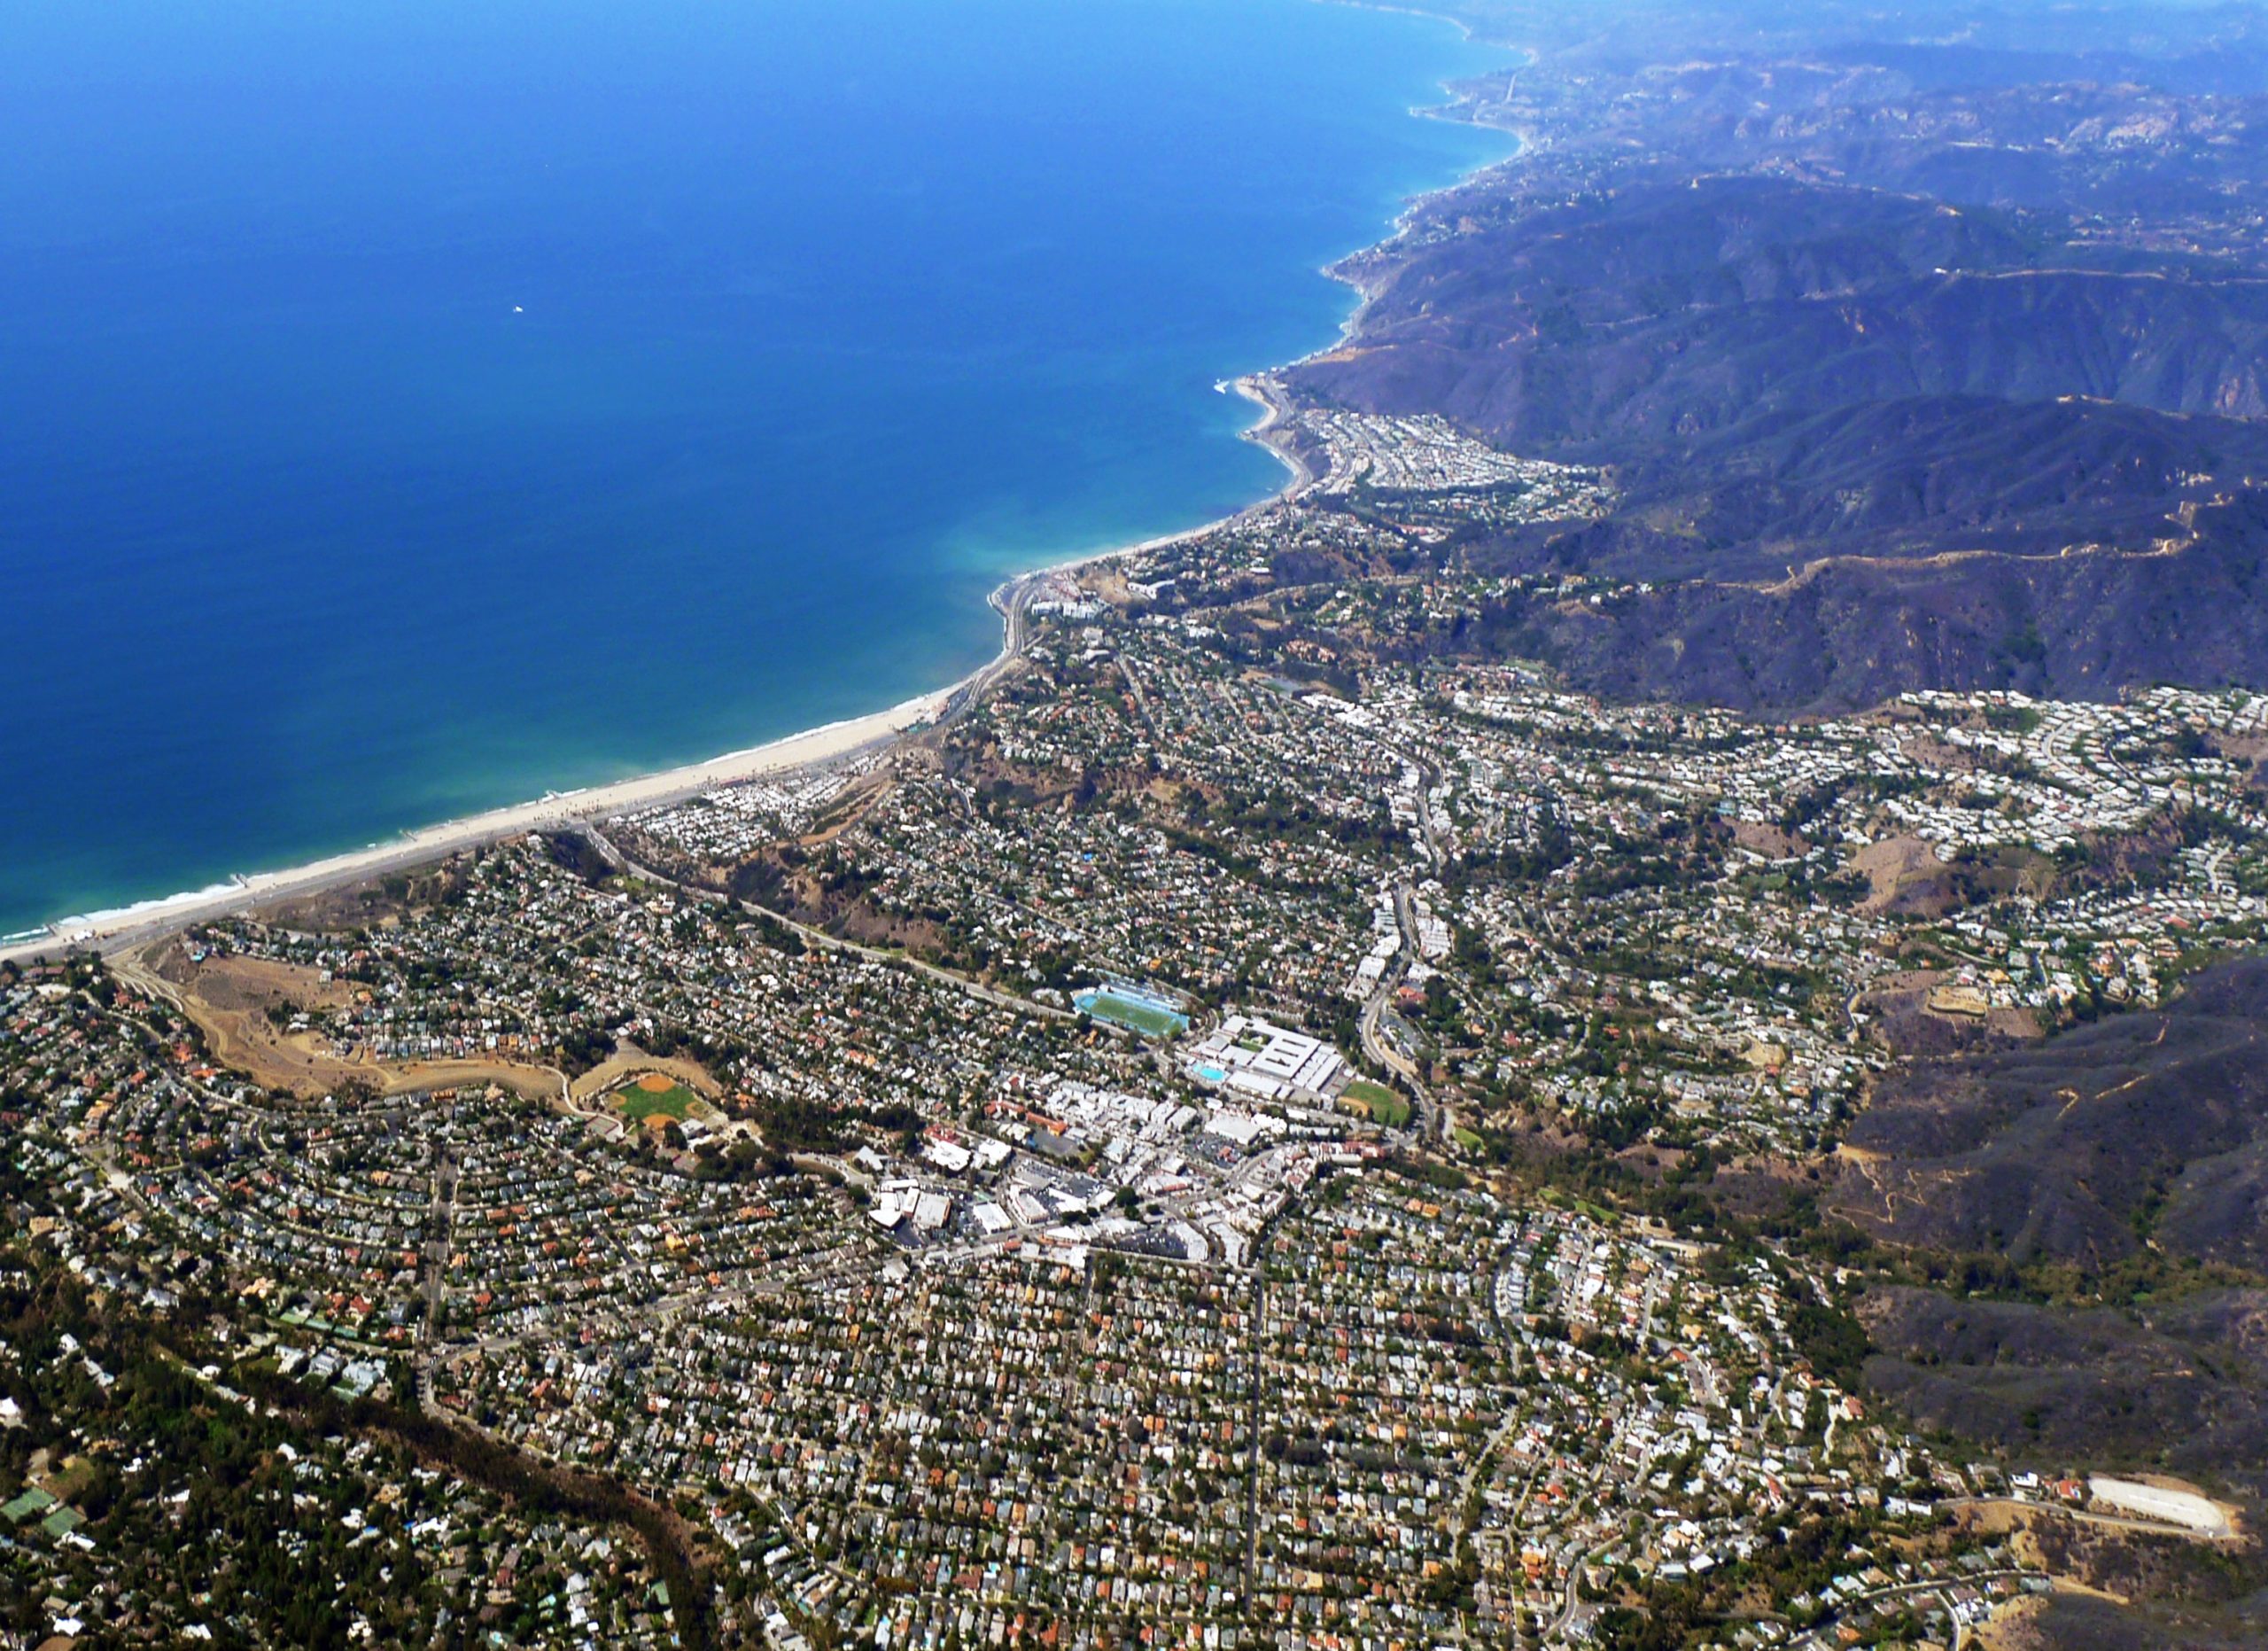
0,0,1507,934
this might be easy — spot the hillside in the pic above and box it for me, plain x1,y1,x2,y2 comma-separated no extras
1281,6,2268,707
1835,958,2268,1271
1814,960,2268,1517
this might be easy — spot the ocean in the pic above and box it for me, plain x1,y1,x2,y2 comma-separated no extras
0,0,1509,935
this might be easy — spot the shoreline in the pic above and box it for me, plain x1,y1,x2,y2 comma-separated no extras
5,690,951,967
0,380,1321,972
2,27,1518,973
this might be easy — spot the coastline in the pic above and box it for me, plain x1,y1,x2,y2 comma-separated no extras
1,26,1516,973
4,691,947,967
0,379,1320,972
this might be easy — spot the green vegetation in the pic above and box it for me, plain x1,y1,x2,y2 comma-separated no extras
1073,990,1188,1038
613,1079,700,1124
1343,1078,1410,1127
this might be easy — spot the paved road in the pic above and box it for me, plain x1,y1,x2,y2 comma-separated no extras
1356,879,1445,1140
3,568,1057,974
584,824,1074,1024
1946,1494,2233,1541
420,1127,459,1346
1790,1568,2028,1651
1317,714,1448,1141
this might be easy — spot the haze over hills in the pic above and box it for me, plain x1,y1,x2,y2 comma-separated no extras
1279,0,2268,710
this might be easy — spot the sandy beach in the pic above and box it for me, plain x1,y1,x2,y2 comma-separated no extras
0,685,948,968
1231,373,1320,494
0,380,1323,972
0,0,1529,979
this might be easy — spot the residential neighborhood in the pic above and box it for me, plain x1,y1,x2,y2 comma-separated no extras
1,463,2262,1648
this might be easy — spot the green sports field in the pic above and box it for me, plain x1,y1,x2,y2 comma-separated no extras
1343,1079,1410,1127
613,1077,699,1124
1074,990,1190,1039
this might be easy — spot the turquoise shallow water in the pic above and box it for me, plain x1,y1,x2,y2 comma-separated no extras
0,0,1508,934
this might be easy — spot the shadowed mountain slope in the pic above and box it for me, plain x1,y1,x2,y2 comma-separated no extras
1835,958,2268,1269
1279,19,2268,707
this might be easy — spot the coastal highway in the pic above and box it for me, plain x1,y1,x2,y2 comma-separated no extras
0,568,1064,973
4,385,1316,976
0,731,905,971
